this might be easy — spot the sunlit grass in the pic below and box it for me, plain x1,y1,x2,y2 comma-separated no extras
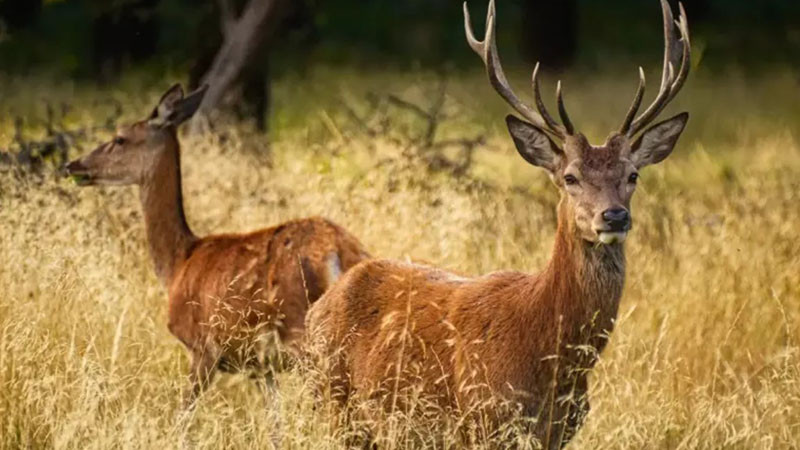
1,66,799,448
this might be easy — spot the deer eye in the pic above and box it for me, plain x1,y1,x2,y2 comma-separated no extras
113,136,126,146
628,173,639,184
564,174,579,186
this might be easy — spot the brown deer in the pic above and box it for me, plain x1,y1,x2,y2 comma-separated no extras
306,0,690,447
64,84,369,405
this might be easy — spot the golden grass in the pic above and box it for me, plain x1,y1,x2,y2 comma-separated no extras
1,67,799,448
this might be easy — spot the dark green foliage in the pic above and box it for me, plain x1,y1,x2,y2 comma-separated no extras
0,0,796,77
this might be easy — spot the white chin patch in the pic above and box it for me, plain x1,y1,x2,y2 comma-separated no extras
598,232,627,245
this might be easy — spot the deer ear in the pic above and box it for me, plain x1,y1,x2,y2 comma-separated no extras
630,112,688,168
150,84,185,121
505,115,562,173
149,84,207,128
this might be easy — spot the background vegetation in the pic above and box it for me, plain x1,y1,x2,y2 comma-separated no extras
1,0,799,448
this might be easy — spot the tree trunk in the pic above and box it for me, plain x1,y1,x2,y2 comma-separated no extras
194,0,287,124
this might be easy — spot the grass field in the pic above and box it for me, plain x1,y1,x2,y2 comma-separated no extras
1,66,800,449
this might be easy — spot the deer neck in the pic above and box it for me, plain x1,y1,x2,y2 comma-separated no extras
537,197,626,358
138,140,197,287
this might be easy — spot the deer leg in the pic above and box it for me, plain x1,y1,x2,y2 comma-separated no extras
545,375,590,449
560,385,590,448
183,347,219,408
252,368,277,403
252,371,283,447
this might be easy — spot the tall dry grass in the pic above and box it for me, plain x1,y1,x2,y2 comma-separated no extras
1,67,799,448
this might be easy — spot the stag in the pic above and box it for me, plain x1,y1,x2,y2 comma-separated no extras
306,0,690,446
65,84,369,405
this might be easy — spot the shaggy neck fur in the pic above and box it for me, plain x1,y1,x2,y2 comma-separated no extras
535,196,626,367
138,134,197,286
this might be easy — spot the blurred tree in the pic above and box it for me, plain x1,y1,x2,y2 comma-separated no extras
185,0,320,132
0,0,796,103
520,0,577,71
192,0,291,131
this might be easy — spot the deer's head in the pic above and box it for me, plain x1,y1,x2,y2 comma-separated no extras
65,84,207,186
465,0,690,245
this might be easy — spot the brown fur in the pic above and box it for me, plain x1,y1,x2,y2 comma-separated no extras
307,130,687,447
307,153,625,447
65,84,369,404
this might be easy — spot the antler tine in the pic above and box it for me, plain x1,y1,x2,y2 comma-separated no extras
532,63,563,132
464,1,566,139
629,0,675,134
628,0,691,136
463,0,485,56
658,0,676,92
619,67,646,134
556,81,575,136
664,2,691,105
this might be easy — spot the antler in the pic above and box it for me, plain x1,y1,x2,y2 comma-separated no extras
464,0,572,140
620,0,691,136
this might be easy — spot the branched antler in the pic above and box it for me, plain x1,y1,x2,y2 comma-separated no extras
464,0,572,139
465,0,690,140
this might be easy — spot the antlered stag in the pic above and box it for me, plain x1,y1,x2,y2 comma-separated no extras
65,84,369,405
306,0,690,446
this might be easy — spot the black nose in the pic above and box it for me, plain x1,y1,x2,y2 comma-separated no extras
63,160,85,176
602,208,631,231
